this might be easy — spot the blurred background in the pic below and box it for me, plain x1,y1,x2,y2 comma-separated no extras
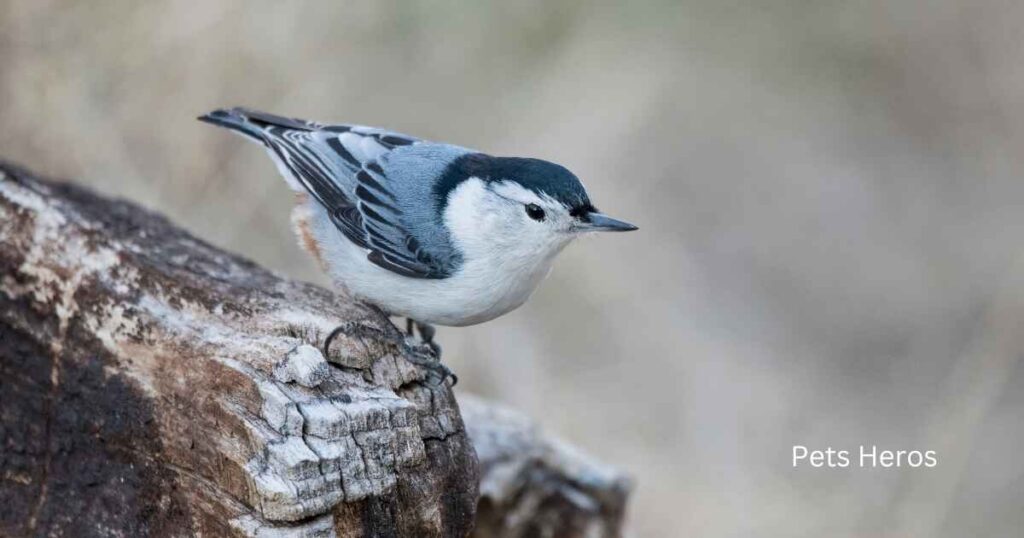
3,1,1023,536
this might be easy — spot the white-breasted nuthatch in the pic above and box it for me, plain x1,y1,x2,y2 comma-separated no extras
199,107,636,382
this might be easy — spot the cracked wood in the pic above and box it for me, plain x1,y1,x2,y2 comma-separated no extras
0,163,478,537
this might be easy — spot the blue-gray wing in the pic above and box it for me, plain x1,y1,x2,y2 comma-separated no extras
201,107,459,279
349,159,459,279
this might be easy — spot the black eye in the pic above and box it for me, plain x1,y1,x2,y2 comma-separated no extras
524,203,546,221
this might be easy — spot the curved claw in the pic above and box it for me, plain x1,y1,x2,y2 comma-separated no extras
424,361,457,387
429,363,457,387
325,319,455,386
403,345,457,387
322,324,347,359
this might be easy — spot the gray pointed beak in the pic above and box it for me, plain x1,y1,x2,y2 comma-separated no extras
576,212,638,232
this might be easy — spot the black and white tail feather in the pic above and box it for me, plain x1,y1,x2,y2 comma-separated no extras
199,107,455,280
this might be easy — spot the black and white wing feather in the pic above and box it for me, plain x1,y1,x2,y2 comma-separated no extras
348,162,452,279
199,107,453,279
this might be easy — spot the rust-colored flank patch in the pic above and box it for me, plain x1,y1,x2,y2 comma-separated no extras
295,217,325,269
292,196,327,270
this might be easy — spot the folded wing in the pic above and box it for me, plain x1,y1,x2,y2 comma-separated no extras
199,107,457,279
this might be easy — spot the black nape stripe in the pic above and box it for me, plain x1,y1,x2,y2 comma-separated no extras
432,153,591,214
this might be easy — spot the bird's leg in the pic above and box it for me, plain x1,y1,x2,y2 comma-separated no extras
414,320,441,359
400,318,455,386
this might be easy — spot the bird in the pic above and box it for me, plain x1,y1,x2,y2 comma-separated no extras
199,107,637,383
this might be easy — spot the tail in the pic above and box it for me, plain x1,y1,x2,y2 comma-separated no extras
197,107,317,142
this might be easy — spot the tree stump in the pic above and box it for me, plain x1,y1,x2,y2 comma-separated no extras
0,161,630,537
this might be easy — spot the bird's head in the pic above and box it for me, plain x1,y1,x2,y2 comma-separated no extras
437,154,637,263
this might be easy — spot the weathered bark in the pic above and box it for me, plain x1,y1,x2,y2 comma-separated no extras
0,161,631,537
462,396,632,538
0,162,477,536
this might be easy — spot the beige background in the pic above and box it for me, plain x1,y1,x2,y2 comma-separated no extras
3,1,1024,536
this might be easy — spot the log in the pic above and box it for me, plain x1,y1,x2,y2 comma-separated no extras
461,396,631,538
0,162,477,536
0,161,631,537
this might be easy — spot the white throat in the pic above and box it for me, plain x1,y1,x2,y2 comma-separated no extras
440,178,575,324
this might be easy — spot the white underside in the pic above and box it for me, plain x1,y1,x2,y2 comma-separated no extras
296,198,566,326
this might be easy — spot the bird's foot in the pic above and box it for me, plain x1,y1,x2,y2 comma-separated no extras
403,346,457,387
403,318,442,358
322,320,456,386
403,318,455,386
414,320,442,358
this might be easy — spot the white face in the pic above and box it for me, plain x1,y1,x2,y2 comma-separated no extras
443,178,581,266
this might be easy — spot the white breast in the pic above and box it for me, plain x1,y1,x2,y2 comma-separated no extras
297,178,571,326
